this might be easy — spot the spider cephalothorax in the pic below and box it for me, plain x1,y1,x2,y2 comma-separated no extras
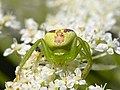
16,29,92,80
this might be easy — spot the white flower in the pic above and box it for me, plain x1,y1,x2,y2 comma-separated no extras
32,30,45,43
89,85,103,90
60,86,67,90
5,82,21,90
88,84,108,90
0,2,20,34
20,18,45,43
40,66,55,81
3,48,14,56
3,38,31,56
70,88,76,90
40,87,47,90
25,18,39,30
79,80,86,85
54,79,65,88
107,48,114,55
95,43,108,52
113,39,120,54
49,81,56,90
74,68,81,77
101,33,120,54
66,79,76,88
4,14,20,29
5,81,13,89
115,47,120,54
43,0,120,56
21,83,32,90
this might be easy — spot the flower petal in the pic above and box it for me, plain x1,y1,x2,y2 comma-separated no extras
107,48,114,54
102,33,112,43
74,68,81,77
95,43,108,52
3,48,14,56
115,47,120,54
79,80,86,85
40,87,47,90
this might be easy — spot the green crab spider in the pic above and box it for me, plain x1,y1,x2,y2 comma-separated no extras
16,29,92,80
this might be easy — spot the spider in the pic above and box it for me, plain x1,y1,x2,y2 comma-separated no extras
16,29,92,80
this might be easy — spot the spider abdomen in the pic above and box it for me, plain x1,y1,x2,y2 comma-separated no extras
44,29,76,50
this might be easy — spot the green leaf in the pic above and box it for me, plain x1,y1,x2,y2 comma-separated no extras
114,54,120,67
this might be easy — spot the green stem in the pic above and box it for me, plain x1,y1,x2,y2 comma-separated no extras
92,52,107,60
82,52,107,62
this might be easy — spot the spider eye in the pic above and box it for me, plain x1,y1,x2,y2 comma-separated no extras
44,29,76,50
64,29,73,32
48,30,56,33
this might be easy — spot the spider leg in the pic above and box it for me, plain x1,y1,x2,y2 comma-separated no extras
15,39,52,81
66,37,78,62
77,37,92,80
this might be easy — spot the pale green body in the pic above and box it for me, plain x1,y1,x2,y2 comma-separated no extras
16,29,92,81
44,29,76,50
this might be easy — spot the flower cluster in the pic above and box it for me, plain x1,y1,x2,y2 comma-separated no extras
4,0,120,90
4,18,45,56
44,0,120,55
20,18,45,43
5,52,86,90
5,51,110,90
0,3,20,34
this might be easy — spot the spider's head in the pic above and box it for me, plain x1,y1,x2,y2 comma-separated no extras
44,29,76,50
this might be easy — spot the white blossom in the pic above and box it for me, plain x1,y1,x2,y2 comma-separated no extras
95,43,108,52
0,3,20,33
89,85,103,90
79,80,86,85
88,84,109,90
4,14,20,29
3,48,14,56
115,47,120,54
40,87,47,90
20,18,45,43
3,38,31,56
43,0,120,55
107,48,114,55
25,18,39,30
40,66,55,81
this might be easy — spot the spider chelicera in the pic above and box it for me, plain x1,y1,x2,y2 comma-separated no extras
16,29,92,80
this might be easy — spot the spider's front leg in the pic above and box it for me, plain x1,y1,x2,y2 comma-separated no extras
77,37,92,80
66,37,92,79
66,37,78,62
15,39,52,81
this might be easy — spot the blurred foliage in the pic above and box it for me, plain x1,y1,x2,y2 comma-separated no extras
1,0,48,24
0,0,120,90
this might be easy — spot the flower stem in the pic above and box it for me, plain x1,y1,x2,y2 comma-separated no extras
92,52,107,60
